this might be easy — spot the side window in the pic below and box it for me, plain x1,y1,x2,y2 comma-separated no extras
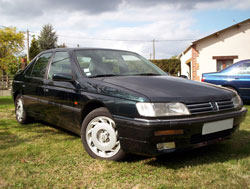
31,53,53,78
230,63,250,75
238,63,250,74
48,52,72,80
24,62,35,77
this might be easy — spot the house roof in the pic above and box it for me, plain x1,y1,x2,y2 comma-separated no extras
192,18,250,44
179,18,250,58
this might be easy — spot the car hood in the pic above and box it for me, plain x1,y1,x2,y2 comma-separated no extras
99,76,234,103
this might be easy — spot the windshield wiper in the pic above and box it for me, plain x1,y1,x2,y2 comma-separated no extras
133,73,162,76
89,74,119,78
89,73,162,78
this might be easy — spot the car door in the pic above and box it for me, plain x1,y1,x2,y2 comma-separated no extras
22,52,53,118
42,51,81,133
230,62,250,99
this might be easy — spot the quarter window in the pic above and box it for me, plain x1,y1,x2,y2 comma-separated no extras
31,53,53,78
48,52,72,80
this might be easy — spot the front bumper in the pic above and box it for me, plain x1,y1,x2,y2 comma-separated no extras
113,108,247,156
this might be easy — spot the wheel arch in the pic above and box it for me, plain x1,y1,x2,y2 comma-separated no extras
13,90,22,102
80,100,107,126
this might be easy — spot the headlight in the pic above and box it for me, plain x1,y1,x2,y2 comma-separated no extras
232,95,243,109
136,102,190,117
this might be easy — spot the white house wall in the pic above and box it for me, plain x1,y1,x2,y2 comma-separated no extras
196,22,250,80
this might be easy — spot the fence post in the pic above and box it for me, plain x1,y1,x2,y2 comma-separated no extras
1,75,3,89
0,75,13,90
7,75,9,89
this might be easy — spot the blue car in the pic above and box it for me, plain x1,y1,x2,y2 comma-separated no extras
202,59,250,102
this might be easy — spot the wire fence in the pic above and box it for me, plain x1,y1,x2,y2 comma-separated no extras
0,75,14,90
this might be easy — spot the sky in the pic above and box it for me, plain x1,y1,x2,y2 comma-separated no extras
0,0,250,59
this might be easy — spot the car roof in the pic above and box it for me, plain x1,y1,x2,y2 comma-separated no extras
236,59,250,64
40,48,136,54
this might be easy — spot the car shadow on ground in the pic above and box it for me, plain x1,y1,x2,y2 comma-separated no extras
244,102,250,105
1,97,249,167
0,120,29,150
1,117,250,168
35,120,79,137
125,130,250,168
12,119,79,137
0,118,79,150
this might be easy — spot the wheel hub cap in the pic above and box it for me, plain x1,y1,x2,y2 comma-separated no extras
16,99,23,122
86,116,120,158
91,123,117,151
99,130,109,143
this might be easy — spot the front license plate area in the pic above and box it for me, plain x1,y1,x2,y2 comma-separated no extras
202,118,234,135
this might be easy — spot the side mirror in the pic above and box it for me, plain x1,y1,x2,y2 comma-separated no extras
180,75,188,79
52,73,73,82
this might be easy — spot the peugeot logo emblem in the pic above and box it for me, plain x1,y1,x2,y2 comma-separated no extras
210,102,219,112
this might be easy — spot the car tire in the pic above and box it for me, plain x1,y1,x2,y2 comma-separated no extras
15,94,31,124
81,107,126,161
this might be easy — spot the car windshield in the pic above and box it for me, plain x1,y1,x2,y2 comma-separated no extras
75,49,167,77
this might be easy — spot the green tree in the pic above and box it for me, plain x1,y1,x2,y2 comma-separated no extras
0,27,25,75
57,43,67,48
38,24,58,51
29,36,40,60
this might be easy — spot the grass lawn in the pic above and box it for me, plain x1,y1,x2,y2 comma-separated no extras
0,96,250,188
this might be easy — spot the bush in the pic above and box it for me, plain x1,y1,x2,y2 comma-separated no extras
151,59,180,76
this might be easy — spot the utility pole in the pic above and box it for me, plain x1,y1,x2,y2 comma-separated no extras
26,29,30,62
152,39,155,60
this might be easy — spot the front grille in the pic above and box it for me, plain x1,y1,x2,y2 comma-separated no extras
186,100,234,115
217,100,234,110
191,129,233,144
186,102,213,114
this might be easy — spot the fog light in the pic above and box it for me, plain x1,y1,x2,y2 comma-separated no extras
157,142,176,150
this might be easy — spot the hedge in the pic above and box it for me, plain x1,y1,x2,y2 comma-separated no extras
151,59,180,76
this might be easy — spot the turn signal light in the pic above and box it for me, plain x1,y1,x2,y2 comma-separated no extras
154,129,184,136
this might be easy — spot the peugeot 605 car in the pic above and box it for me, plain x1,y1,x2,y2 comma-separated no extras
12,48,247,160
